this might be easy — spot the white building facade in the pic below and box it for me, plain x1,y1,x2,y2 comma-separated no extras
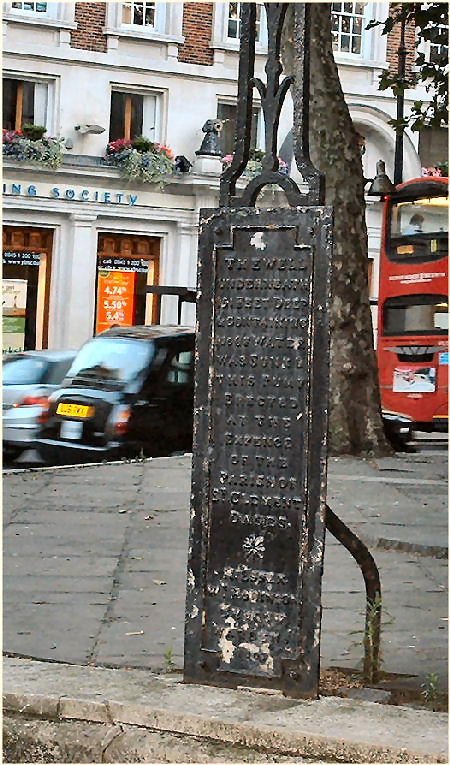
2,1,431,352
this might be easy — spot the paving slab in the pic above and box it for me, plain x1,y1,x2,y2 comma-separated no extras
3,452,448,692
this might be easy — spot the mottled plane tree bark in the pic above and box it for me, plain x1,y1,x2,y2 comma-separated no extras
283,3,391,456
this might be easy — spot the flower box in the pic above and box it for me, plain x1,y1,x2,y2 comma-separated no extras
2,128,64,169
105,137,175,186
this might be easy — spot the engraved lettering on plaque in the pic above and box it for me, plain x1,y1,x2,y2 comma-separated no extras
204,226,314,676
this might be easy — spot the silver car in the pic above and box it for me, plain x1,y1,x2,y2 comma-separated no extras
2,349,76,460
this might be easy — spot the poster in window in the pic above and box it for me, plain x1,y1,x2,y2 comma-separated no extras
95,270,135,335
393,367,436,393
2,278,27,353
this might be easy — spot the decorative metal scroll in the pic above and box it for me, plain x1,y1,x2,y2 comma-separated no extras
219,3,324,208
184,3,333,699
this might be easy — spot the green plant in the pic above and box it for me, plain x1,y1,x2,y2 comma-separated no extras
164,647,176,671
364,593,383,683
21,123,47,141
132,135,155,153
350,593,390,684
421,672,439,709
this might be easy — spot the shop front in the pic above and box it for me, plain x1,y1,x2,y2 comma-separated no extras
2,167,208,352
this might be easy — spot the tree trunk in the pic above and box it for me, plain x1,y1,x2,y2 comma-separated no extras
284,4,391,456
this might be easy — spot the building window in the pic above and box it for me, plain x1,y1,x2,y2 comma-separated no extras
109,90,159,142
121,1,156,27
428,24,449,64
217,101,261,156
2,78,49,131
9,1,47,12
331,2,366,55
227,2,263,42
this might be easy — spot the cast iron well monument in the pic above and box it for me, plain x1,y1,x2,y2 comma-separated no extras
184,3,333,699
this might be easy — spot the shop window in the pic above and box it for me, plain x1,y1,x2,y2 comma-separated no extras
331,2,366,55
95,234,160,335
109,89,159,142
2,227,52,352
2,77,49,132
217,101,261,156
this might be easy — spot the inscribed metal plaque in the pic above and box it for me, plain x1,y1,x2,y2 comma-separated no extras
185,206,332,697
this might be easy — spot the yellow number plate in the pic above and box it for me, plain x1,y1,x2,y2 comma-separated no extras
56,403,93,418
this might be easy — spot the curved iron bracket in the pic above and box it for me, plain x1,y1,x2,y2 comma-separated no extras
325,505,382,682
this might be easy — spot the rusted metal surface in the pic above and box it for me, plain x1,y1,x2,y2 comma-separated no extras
184,3,333,698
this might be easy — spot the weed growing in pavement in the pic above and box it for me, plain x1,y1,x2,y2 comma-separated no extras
421,672,439,709
164,647,176,671
351,593,392,683
364,593,383,683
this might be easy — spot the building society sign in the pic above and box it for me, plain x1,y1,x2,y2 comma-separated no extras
3,182,138,206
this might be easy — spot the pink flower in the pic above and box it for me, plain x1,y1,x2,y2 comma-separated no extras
2,129,22,143
106,138,132,155
421,166,442,177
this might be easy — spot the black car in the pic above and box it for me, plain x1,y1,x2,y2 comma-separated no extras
35,326,195,465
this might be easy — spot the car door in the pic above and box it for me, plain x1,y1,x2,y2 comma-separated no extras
129,335,195,456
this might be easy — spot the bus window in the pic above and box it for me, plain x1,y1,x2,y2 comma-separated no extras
382,295,448,336
391,197,448,237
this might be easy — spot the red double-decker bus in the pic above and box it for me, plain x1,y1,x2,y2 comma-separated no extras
377,176,448,439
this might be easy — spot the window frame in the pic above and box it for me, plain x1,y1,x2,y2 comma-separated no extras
331,1,389,66
103,2,184,43
217,98,263,156
212,2,268,53
2,73,55,134
109,85,163,143
121,1,159,30
8,1,50,16
226,2,265,44
2,1,76,27
331,1,366,57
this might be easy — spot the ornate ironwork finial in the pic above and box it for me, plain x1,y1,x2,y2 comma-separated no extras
220,2,324,208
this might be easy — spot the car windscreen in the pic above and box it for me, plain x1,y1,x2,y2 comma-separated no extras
66,337,154,384
2,356,49,385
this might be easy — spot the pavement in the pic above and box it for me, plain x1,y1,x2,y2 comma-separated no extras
3,447,448,762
